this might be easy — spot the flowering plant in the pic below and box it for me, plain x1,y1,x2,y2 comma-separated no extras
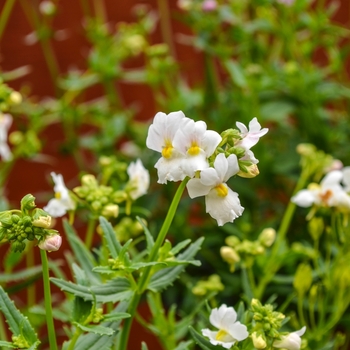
1,0,350,349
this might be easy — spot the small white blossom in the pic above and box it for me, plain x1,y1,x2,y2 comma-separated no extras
0,114,13,161
202,304,248,349
187,153,244,226
127,159,150,200
291,170,350,211
273,326,306,350
173,118,222,178
236,117,268,151
44,172,75,217
38,234,62,252
146,111,190,184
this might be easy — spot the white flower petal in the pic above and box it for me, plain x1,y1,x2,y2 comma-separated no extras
187,178,212,198
321,170,343,187
199,167,221,187
291,189,316,207
205,188,244,226
228,322,249,341
127,159,150,199
43,198,67,217
236,117,268,150
202,129,222,156
154,156,186,184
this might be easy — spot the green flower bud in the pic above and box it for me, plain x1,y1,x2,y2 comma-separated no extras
92,308,104,323
0,212,13,227
252,332,267,349
9,91,22,105
220,246,240,272
22,216,32,227
11,214,21,224
238,164,260,178
21,194,36,211
81,174,97,187
101,204,119,218
12,334,29,348
294,263,312,296
32,208,52,228
225,235,240,247
307,217,324,241
12,240,26,252
259,228,276,247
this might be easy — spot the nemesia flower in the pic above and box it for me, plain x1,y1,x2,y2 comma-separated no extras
291,170,350,211
273,326,306,350
44,172,75,217
173,118,222,178
202,304,248,349
38,234,62,252
126,159,150,200
0,113,13,161
236,117,268,151
146,111,190,184
187,153,244,226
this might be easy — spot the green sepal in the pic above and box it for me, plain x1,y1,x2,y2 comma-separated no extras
0,286,40,348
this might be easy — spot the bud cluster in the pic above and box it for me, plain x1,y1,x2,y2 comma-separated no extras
250,299,285,340
192,274,224,296
73,174,123,218
221,228,276,271
0,81,22,112
0,194,60,252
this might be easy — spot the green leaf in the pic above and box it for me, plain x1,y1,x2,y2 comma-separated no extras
93,262,166,274
241,267,253,301
175,340,193,350
170,239,191,255
73,296,93,323
0,341,17,348
260,101,295,123
63,220,100,284
99,216,122,258
102,312,130,322
0,286,39,347
141,342,149,350
189,326,218,350
51,277,134,303
223,60,247,88
136,216,154,253
148,237,204,292
75,322,115,336
0,265,44,283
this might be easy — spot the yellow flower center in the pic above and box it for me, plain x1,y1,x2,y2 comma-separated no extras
216,329,229,341
162,140,174,159
215,183,228,197
55,192,62,199
188,141,201,156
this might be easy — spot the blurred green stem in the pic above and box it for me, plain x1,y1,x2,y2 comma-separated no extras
0,0,16,40
118,178,189,350
157,0,176,59
40,249,58,350
26,244,35,307
85,217,97,250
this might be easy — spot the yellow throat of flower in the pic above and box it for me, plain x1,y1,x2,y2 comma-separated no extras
215,183,228,197
55,192,62,199
216,329,229,341
162,140,174,159
188,141,201,156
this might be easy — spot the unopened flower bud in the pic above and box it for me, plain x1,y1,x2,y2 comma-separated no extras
9,131,24,145
38,234,62,252
33,215,52,228
177,0,192,11
81,174,97,187
259,228,276,247
39,0,56,16
9,91,22,105
202,0,217,11
238,164,259,178
220,246,240,264
21,194,36,211
225,235,240,247
102,204,119,218
293,263,312,296
273,326,306,350
252,332,267,349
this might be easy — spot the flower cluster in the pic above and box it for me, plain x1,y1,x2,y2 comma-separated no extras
201,302,306,349
146,111,268,225
0,194,61,252
291,167,350,213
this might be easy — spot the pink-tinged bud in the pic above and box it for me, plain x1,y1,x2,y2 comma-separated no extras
38,234,62,252
202,0,217,11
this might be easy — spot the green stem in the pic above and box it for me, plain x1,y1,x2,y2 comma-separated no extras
40,249,58,350
85,217,96,250
118,178,189,350
0,0,16,41
26,244,35,307
157,0,176,59
67,326,83,350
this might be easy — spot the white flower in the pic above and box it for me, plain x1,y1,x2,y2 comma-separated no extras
187,153,244,226
0,114,13,161
127,159,150,200
291,170,350,211
38,234,62,252
202,304,248,349
44,172,75,217
173,118,222,178
236,117,268,151
273,326,306,350
146,111,190,184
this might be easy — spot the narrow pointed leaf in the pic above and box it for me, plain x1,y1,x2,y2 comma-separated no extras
102,312,130,322
136,215,154,252
0,286,39,346
189,327,218,350
170,239,191,255
51,277,134,303
99,216,122,258
0,341,17,348
75,322,115,336
148,237,204,292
